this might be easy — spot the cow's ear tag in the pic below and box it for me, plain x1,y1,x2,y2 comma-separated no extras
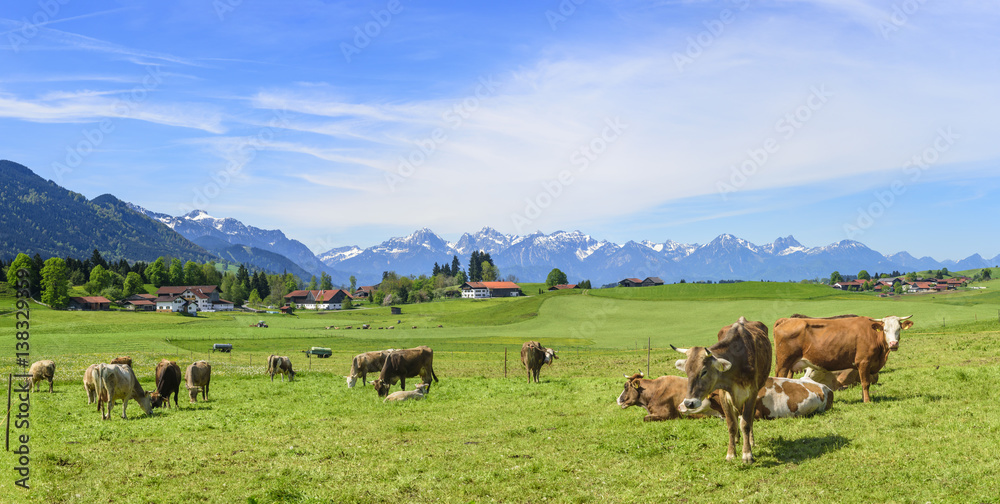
632,381,640,390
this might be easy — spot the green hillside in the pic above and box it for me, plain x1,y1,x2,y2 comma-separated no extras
0,159,215,262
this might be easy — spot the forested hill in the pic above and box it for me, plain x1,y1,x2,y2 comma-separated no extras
0,160,215,263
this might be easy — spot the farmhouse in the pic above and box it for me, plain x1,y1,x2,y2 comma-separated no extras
68,296,111,311
156,285,234,313
353,285,378,299
284,289,352,310
548,284,578,291
461,281,522,299
123,293,156,311
618,277,664,287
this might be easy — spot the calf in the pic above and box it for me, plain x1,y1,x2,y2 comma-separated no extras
383,383,429,403
617,372,723,421
791,359,862,391
521,341,558,384
151,359,182,409
185,361,211,402
673,317,772,463
28,360,55,393
94,363,154,420
346,349,396,388
267,355,296,382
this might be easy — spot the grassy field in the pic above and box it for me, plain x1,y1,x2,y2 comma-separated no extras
2,282,999,503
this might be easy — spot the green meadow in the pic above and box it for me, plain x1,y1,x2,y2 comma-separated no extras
2,282,1000,503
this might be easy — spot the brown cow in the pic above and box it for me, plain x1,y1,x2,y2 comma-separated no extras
83,363,102,409
617,372,724,421
672,316,772,463
110,356,133,367
267,355,296,382
372,346,438,397
521,341,557,384
185,361,211,402
774,315,913,402
28,360,55,393
345,349,396,388
791,359,861,391
151,359,182,409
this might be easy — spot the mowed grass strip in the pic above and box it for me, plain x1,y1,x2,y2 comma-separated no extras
2,285,1000,503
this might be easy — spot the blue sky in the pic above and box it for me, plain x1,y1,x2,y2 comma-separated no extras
2,0,998,260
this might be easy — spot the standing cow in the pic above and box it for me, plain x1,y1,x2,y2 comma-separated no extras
617,372,724,421
346,349,396,388
28,360,55,393
151,359,182,409
83,363,102,409
372,346,438,397
185,361,212,402
93,363,154,420
672,316,772,463
267,355,296,382
774,315,912,402
521,341,558,384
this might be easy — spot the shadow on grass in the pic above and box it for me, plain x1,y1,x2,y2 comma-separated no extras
759,434,850,466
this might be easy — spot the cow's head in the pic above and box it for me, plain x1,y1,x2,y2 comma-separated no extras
873,315,913,351
372,379,390,397
616,372,645,409
672,345,731,414
150,391,164,409
543,348,558,365
187,386,201,403
345,375,358,388
137,391,154,416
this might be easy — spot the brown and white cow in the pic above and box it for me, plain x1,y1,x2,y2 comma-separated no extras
521,341,558,384
185,361,212,402
790,359,861,391
755,373,833,420
151,359,182,409
345,349,396,388
774,314,913,402
267,355,296,382
93,363,154,420
672,316,772,463
372,346,438,397
28,360,55,393
617,372,724,421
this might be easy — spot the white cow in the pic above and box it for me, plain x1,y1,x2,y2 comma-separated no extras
28,360,55,393
185,361,212,403
383,383,429,403
94,363,154,420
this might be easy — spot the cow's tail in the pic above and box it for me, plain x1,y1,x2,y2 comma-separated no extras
93,364,107,417
431,368,438,383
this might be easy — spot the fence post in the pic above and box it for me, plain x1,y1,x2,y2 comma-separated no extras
504,348,507,378
647,337,651,377
5,374,11,452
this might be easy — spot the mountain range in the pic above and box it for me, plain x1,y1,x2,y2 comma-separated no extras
2,159,996,285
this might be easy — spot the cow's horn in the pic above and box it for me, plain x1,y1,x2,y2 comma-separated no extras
670,345,687,354
899,315,913,320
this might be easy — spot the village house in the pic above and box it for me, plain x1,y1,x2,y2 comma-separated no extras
155,285,234,313
68,296,111,311
461,281,522,299
284,289,352,310
353,285,378,299
618,277,665,287
548,284,579,291
123,293,156,311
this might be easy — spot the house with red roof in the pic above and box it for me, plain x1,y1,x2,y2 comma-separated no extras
156,285,233,312
68,296,111,311
284,289,352,310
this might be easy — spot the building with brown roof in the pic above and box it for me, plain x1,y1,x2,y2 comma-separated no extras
461,281,522,299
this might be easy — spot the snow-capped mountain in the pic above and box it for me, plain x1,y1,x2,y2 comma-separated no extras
319,228,994,285
127,205,333,279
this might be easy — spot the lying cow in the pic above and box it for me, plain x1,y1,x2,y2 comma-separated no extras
521,341,557,384
267,355,296,382
110,356,133,367
185,361,211,402
93,363,154,420
617,372,723,421
774,314,913,402
345,349,396,388
151,359,182,409
372,346,438,397
755,371,834,420
790,359,861,391
383,383,429,403
28,360,55,393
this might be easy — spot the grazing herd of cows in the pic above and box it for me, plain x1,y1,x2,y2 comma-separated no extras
25,312,912,463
